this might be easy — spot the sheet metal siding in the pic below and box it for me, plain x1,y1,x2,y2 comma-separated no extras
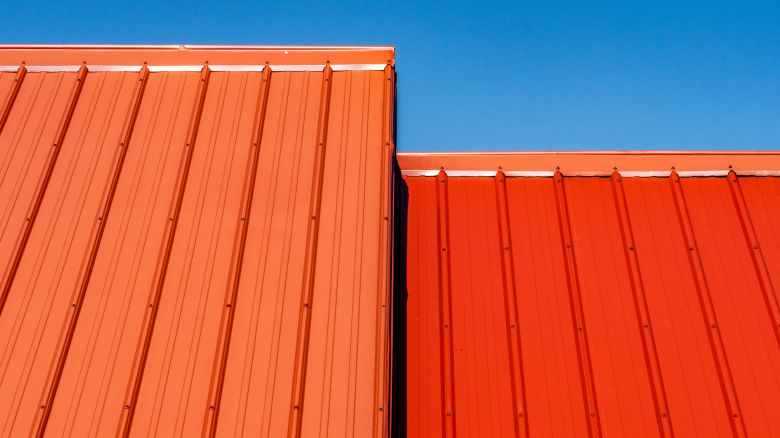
0,63,394,437
405,174,780,437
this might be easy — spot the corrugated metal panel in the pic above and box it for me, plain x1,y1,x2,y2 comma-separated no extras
0,46,396,438
403,163,780,437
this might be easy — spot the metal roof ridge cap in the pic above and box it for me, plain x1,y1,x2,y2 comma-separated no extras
0,44,395,51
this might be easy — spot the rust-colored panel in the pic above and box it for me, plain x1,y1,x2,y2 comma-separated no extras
680,177,780,437
406,170,780,437
0,46,394,438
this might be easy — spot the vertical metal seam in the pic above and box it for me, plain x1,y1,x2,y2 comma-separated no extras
282,66,332,438
552,172,602,437
494,172,529,438
436,170,456,438
0,66,27,136
30,66,149,438
610,173,674,437
373,65,394,438
199,66,272,438
668,172,746,437
726,171,780,350
0,65,87,316
116,66,211,438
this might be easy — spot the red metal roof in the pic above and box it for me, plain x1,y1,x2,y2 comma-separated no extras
0,46,396,438
400,152,780,437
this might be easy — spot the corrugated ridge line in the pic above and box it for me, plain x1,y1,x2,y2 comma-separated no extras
201,66,272,438
286,66,332,438
30,67,149,437
116,66,211,438
495,172,528,438
610,172,674,437
0,66,87,316
0,67,26,136
552,172,601,437
436,170,456,437
372,65,393,438
668,172,747,437
728,172,780,350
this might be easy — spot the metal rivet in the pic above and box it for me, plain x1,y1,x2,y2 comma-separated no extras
690,247,694,251
566,244,570,248
202,78,205,81
754,246,757,249
384,217,388,220
499,179,503,182
210,406,214,410
613,167,617,170
556,167,560,170
41,405,45,409
72,303,76,307
294,406,299,410
578,327,583,331
14,78,17,81
125,405,129,409
444,325,449,328
662,413,666,417
519,413,523,417
442,248,446,251
98,217,102,220
149,304,153,307
447,413,451,416
557,179,561,182
511,325,515,328
591,413,595,417
629,246,633,250
304,303,308,307
379,407,384,411
712,325,716,328
312,216,316,220
241,217,245,220
671,166,675,170
120,142,124,146
729,165,732,168
226,304,231,308
733,180,736,183
186,143,190,146
169,218,173,221
617,179,621,182
77,78,81,82
734,414,738,418
441,180,444,182
382,304,385,307
505,247,509,250
319,142,323,145
644,324,648,328
675,179,679,182
26,218,30,221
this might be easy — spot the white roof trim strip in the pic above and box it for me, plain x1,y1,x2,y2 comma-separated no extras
25,65,82,72
402,169,772,178
0,66,20,72
619,171,672,178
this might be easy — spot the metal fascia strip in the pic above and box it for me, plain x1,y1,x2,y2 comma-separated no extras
24,65,83,72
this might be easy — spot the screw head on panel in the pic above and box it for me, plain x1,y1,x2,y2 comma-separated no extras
41,406,45,409
125,405,129,409
591,413,595,417
519,413,523,417
712,325,716,328
442,248,446,251
662,413,666,417
379,407,384,411
511,325,515,328
578,327,582,331
644,324,648,328
444,325,448,328
629,246,633,250
226,304,231,308
505,247,509,250
72,303,76,307
447,413,451,416
210,406,214,410
734,414,738,418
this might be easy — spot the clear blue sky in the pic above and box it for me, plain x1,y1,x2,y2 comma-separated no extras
4,0,778,151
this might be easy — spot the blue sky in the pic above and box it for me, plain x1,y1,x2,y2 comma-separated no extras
4,0,778,151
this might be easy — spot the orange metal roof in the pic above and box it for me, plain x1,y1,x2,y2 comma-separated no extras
401,153,780,437
0,46,395,437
